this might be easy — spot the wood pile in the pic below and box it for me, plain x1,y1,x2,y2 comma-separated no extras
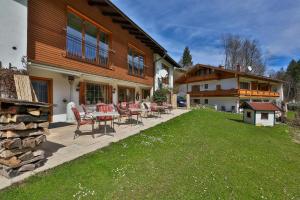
0,98,50,178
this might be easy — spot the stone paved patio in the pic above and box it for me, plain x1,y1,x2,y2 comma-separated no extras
0,109,189,190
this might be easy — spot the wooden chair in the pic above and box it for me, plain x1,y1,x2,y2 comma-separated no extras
71,107,95,139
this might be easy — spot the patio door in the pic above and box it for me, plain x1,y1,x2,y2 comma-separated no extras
118,86,135,103
30,76,53,121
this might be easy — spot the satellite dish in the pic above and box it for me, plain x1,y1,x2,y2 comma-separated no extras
158,69,168,78
247,66,253,72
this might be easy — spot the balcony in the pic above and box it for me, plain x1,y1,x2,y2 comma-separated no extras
239,89,280,97
188,89,239,97
188,88,280,98
66,34,109,68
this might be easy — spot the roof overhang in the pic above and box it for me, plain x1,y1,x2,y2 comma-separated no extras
181,64,285,84
88,0,166,55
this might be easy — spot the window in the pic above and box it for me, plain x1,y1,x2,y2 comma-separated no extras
118,87,135,102
128,48,145,77
142,89,151,100
204,99,208,104
194,99,200,104
204,84,208,89
261,113,269,120
192,85,200,92
247,111,251,118
85,83,107,105
66,11,110,67
240,82,250,89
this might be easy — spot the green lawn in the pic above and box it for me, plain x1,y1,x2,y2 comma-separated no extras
287,111,296,121
1,109,300,199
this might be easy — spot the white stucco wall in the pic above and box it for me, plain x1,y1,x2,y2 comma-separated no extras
191,97,239,112
28,64,152,122
154,54,174,91
0,0,27,69
178,84,188,97
28,67,76,122
187,78,237,92
255,111,275,126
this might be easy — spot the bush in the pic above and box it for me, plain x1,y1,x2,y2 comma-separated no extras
287,103,300,111
153,89,169,104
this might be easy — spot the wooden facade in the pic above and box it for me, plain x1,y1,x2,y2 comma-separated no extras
27,0,155,86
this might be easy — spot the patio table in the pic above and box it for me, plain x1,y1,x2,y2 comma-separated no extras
128,108,145,125
91,111,120,135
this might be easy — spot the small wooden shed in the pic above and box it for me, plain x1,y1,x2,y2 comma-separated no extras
240,102,281,126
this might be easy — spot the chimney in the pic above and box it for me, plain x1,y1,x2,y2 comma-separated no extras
236,64,241,72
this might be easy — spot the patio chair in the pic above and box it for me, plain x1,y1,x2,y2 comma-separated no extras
150,102,164,117
96,104,115,133
116,104,131,124
141,102,151,118
71,107,95,139
120,102,127,110
81,104,93,119
128,103,142,125
163,102,173,114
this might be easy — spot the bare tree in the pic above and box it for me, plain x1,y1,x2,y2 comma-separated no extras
222,34,266,75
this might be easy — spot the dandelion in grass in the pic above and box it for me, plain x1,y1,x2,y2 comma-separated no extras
73,183,95,200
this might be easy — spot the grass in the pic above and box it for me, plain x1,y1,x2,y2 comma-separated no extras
1,109,300,199
287,111,296,121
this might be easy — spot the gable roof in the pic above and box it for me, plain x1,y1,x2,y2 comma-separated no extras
176,64,285,83
88,0,181,68
240,102,281,111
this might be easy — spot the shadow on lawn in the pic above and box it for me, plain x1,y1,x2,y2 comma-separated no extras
228,118,244,124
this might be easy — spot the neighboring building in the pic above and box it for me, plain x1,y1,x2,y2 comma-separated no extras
176,64,284,112
154,54,180,92
0,0,27,69
240,102,281,126
24,0,179,122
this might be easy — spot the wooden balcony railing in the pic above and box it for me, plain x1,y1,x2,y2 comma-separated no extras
66,34,110,68
188,89,239,97
238,89,280,97
188,89,280,97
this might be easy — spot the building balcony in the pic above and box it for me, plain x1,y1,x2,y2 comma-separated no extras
188,89,280,98
188,89,239,97
66,34,110,68
238,89,280,97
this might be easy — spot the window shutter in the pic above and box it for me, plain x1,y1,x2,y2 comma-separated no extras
79,82,86,105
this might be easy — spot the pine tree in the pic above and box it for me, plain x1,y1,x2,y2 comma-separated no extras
180,47,193,68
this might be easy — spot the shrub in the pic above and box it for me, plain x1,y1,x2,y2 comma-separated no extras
153,89,169,104
287,103,300,111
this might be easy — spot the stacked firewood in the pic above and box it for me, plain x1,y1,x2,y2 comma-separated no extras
0,98,49,178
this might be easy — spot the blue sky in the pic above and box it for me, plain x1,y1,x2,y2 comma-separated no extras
111,0,300,72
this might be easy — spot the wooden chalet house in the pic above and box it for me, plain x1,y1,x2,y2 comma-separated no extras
176,64,284,112
19,0,180,122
